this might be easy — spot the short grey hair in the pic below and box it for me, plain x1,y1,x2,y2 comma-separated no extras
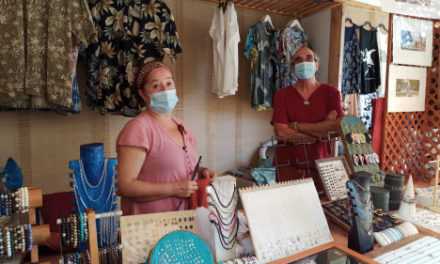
292,46,320,65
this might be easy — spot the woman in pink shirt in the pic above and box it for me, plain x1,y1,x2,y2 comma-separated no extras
116,61,216,215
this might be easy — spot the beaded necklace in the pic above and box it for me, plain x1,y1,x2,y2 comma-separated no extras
77,159,108,202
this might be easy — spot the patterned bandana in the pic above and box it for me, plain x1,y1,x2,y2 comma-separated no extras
135,61,170,91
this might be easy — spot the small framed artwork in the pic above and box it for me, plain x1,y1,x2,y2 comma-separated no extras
392,15,433,66
382,0,440,20
387,65,427,113
315,156,351,201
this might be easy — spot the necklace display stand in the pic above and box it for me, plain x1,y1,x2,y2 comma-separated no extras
69,143,117,214
69,143,118,251
206,176,238,262
347,171,374,254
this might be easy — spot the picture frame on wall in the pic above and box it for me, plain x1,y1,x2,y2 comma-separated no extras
392,15,433,67
387,65,427,113
381,0,440,19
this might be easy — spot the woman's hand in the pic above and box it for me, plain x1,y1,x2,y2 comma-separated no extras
172,180,198,198
200,168,217,182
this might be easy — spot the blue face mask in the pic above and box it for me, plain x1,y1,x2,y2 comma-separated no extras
295,62,316,80
149,89,179,114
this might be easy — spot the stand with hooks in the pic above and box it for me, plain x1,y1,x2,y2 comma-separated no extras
272,132,340,183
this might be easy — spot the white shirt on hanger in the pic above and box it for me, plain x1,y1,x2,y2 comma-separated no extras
209,6,225,97
209,3,240,98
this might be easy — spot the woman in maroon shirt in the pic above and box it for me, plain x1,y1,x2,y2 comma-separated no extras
271,47,344,192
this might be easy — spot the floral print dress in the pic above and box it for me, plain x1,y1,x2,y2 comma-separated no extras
86,0,182,116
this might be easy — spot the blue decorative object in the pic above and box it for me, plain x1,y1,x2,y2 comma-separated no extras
148,231,213,264
69,143,117,214
0,157,23,190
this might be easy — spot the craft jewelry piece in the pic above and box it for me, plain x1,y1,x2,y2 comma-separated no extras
206,176,238,262
416,186,440,206
373,222,418,247
315,157,350,201
59,249,91,264
374,236,440,263
147,231,213,264
239,178,333,263
0,224,32,258
98,244,122,264
58,213,88,248
395,207,440,234
345,132,372,144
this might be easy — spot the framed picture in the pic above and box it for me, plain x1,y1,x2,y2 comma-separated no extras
392,16,433,67
387,65,427,113
315,156,351,201
382,0,440,19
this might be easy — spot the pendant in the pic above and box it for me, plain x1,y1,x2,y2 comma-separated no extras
304,100,309,105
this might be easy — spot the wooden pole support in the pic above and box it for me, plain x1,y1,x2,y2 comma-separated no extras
32,224,50,245
86,208,99,264
28,188,43,208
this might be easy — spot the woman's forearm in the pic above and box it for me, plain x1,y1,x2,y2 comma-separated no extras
293,120,340,138
117,179,174,201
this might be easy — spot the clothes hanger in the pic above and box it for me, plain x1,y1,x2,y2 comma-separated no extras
260,14,274,28
223,0,229,13
344,18,356,28
378,23,388,33
286,18,304,31
362,21,374,31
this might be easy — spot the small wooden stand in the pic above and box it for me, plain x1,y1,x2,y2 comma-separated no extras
424,157,440,213
85,208,99,264
28,187,50,263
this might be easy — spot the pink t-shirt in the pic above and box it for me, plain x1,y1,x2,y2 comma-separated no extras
116,111,199,215
271,84,344,168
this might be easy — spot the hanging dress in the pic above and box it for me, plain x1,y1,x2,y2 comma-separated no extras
86,0,183,116
244,21,276,110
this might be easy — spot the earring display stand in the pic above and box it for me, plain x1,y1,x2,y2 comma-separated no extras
424,157,440,213
339,115,382,185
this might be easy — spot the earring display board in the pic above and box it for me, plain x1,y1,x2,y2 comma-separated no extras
374,236,440,263
394,208,440,235
239,178,333,263
120,210,199,264
315,156,351,201
339,115,382,184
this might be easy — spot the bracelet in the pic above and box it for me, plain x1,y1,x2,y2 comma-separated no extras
293,121,298,131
